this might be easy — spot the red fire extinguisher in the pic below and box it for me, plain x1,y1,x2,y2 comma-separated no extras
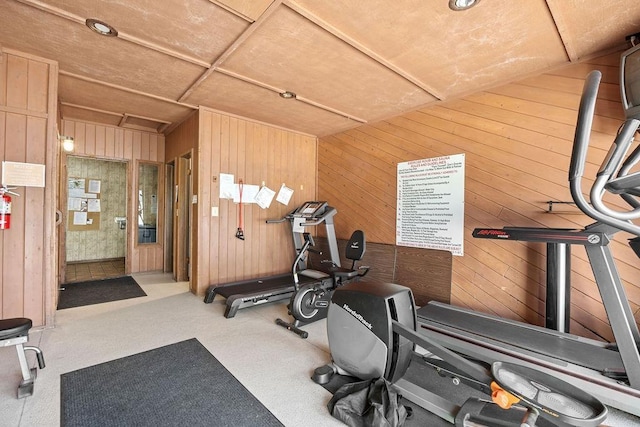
0,191,11,230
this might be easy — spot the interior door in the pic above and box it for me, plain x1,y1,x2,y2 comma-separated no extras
175,153,192,283
164,162,174,274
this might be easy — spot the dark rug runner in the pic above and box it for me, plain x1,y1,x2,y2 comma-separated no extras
60,338,283,427
57,276,147,309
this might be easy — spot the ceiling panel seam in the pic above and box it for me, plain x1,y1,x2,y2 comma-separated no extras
285,0,443,100
178,0,284,103
61,102,170,133
61,102,121,118
59,70,198,110
17,0,210,68
215,68,367,123
121,112,170,125
293,94,367,124
544,0,574,62
207,0,255,23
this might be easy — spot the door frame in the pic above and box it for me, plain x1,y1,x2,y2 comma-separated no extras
164,162,175,274
174,151,192,285
57,155,129,284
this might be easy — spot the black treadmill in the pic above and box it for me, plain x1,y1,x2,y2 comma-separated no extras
204,273,317,318
203,201,340,318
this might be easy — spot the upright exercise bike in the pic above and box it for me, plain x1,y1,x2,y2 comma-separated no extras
276,231,369,338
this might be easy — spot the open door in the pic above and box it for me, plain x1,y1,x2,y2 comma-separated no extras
164,162,174,274
175,153,192,284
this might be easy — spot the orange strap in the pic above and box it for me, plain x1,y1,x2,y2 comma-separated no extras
238,179,244,230
490,382,520,409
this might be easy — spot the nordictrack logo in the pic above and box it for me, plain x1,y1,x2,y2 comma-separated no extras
343,304,372,330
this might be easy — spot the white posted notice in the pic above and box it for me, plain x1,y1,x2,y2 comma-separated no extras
396,154,465,256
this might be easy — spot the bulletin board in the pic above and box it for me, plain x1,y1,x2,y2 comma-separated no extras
67,177,101,231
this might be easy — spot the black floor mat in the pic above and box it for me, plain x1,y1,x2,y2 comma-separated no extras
57,276,147,309
60,338,283,427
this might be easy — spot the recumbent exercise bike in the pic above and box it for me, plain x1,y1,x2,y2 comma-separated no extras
276,230,369,338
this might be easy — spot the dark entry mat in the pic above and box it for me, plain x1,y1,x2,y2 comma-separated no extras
60,338,284,426
57,276,146,309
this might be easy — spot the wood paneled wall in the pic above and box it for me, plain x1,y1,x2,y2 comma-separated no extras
60,120,165,275
318,51,639,342
191,108,317,295
165,112,198,285
165,111,198,162
0,48,58,326
311,236,452,306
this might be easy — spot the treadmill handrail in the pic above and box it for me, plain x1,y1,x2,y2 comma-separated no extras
300,217,327,226
299,206,337,225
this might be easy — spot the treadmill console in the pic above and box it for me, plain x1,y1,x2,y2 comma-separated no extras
293,201,328,218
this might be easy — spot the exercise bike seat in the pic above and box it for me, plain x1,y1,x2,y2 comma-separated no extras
331,267,361,281
0,318,32,340
322,230,369,282
299,269,331,280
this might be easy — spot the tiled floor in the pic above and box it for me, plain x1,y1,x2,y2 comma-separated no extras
64,258,125,283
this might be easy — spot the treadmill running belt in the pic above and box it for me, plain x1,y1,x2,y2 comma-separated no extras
213,274,318,298
213,274,293,298
417,303,625,374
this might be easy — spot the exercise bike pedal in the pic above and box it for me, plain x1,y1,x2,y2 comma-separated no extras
314,300,329,308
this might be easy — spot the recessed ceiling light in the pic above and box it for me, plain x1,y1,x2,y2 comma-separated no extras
279,91,296,99
85,18,118,37
448,0,480,11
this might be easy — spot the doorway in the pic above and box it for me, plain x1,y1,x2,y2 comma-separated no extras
164,162,174,274
61,157,128,283
64,259,125,283
174,153,192,285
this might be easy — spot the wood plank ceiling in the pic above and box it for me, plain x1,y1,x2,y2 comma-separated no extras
1,0,639,136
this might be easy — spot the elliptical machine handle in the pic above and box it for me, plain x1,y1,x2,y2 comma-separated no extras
569,70,601,183
590,119,640,220
568,70,640,236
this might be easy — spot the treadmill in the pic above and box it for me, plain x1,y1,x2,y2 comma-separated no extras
416,70,640,416
203,201,340,318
